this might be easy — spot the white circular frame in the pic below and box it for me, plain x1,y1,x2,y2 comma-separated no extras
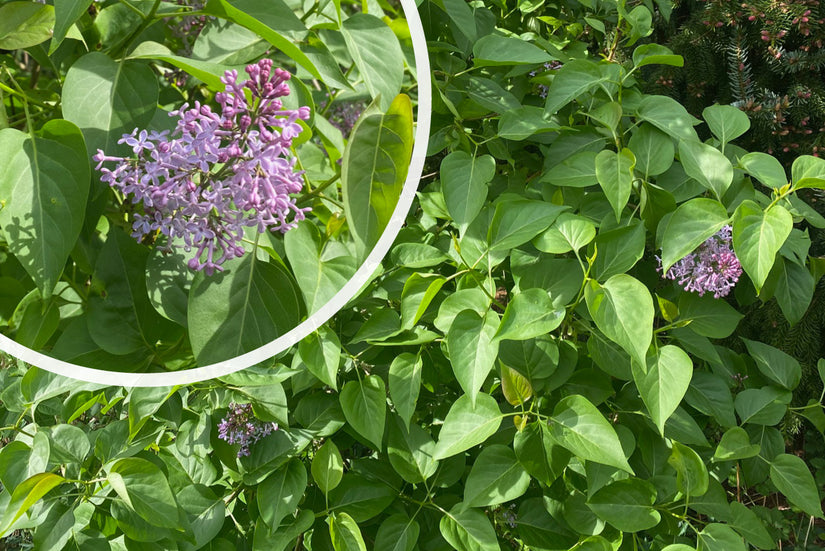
0,0,431,386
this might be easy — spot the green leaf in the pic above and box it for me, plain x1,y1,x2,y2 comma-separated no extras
188,254,304,365
698,524,747,551
770,256,815,325
713,427,761,462
544,59,610,115
387,414,438,484
668,442,709,498
328,474,396,522
447,310,500,405
703,105,750,149
374,514,419,551
128,386,174,438
0,473,65,537
258,460,307,530
678,293,744,338
388,352,422,429
472,34,554,66
732,201,793,291
769,454,824,518
0,127,89,298
390,242,449,269
595,148,636,222
533,213,596,254
463,445,530,508
87,228,169,355
632,345,693,435
542,151,599,188
685,372,737,428
107,458,180,529
126,41,231,91
466,76,521,114
330,512,367,551
498,106,560,141
678,140,733,200
629,124,674,178
400,273,447,330
735,387,790,425
728,501,775,550
440,152,496,230
312,440,343,494
791,154,825,190
487,199,567,252
339,375,386,450
500,364,533,406
62,53,158,159
434,288,490,333
0,2,54,49
439,505,500,551
585,274,653,367
550,395,633,473
203,0,319,80
284,220,358,315
590,219,646,281
433,393,502,460
632,43,684,68
297,327,341,390
51,0,92,53
660,198,729,273
341,13,404,110
738,152,787,189
587,478,661,532
741,338,802,390
513,422,570,486
636,95,700,142
342,94,413,251
495,288,564,342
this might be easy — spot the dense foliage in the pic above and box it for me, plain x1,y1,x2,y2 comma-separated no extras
2,0,825,550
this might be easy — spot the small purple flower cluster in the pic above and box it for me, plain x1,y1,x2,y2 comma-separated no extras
217,402,278,457
321,99,367,137
659,225,743,298
94,59,311,275
529,61,563,99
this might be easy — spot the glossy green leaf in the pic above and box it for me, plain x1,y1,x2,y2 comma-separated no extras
585,274,653,367
0,472,65,537
400,273,446,330
544,59,610,115
542,151,599,188
433,393,502,460
463,445,530,508
533,213,596,254
742,338,802,390
791,154,825,190
632,43,684,68
441,152,496,230
342,94,413,251
591,219,646,281
388,352,422,429
473,34,554,66
703,105,750,149
297,326,341,390
677,293,743,338
698,524,747,551
595,148,636,222
632,345,693,435
439,505,499,551
330,512,367,551
629,123,675,178
446,310,500,405
51,0,92,53
339,375,386,450
188,254,304,365
374,514,419,551
258,460,307,530
341,13,404,110
550,395,633,473
636,95,700,142
770,454,824,518
713,427,761,462
495,288,564,342
587,478,661,532
738,152,787,189
660,198,729,273
668,442,709,498
387,414,438,484
0,2,54,49
678,140,733,200
0,127,89,298
500,364,533,406
312,440,343,494
62,53,158,159
107,458,180,529
488,199,567,252
731,201,793,291
513,422,570,486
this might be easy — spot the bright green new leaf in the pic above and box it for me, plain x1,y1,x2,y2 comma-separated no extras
791,154,825,190
495,288,564,342
388,353,422,429
446,310,500,405
473,34,554,66
500,364,533,406
312,440,343,494
439,505,500,551
330,512,367,551
703,105,750,150
0,2,54,50
668,442,709,498
632,43,684,68
738,152,787,189
712,427,761,462
0,473,65,537
400,273,447,330
533,213,596,254
433,393,502,460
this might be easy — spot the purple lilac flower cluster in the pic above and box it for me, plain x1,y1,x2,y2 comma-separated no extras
94,59,311,275
529,60,563,99
320,99,367,137
658,225,743,298
217,402,278,457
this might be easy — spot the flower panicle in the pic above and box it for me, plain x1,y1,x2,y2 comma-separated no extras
93,59,312,276
217,402,278,457
657,225,743,298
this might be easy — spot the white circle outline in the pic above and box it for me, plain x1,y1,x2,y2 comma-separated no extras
0,0,431,386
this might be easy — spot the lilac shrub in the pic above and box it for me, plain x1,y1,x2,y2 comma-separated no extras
658,225,743,298
217,402,278,457
94,60,311,275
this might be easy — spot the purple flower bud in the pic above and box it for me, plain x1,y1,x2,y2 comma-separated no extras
216,402,279,457
658,225,743,298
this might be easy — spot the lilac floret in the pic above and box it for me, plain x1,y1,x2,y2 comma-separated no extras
657,225,743,298
93,59,312,276
217,402,278,457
